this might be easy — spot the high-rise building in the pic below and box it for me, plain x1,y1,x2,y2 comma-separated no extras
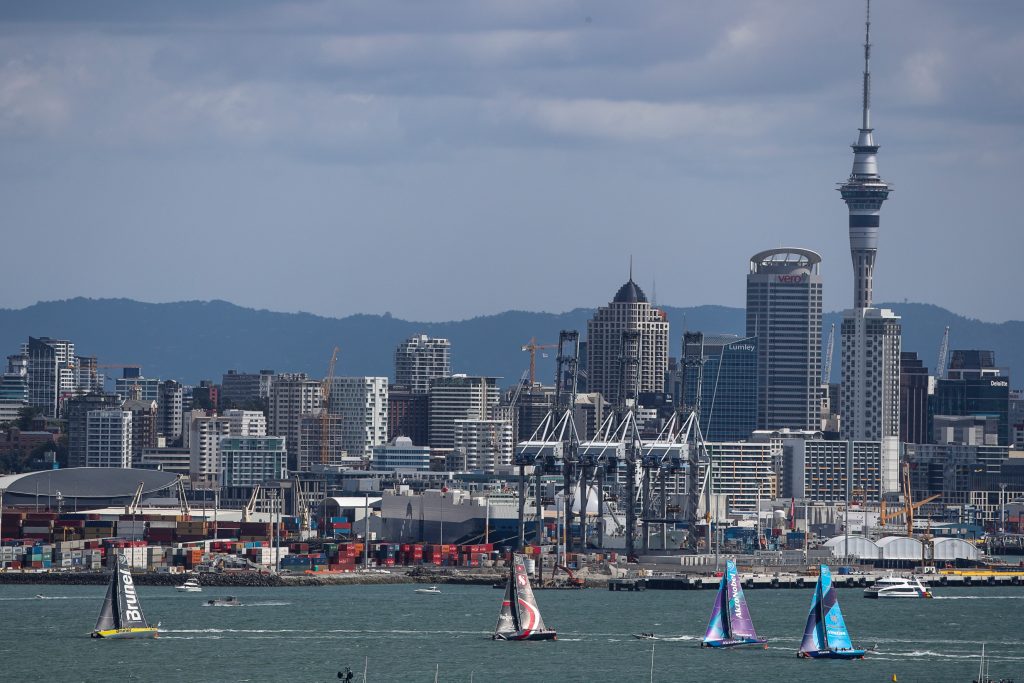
25,337,76,418
66,392,123,468
699,440,781,514
586,275,669,406
157,380,184,443
452,419,514,473
268,373,322,470
219,436,287,487
387,386,429,446
899,351,930,444
85,408,132,468
395,335,451,394
783,436,900,503
838,5,902,442
222,409,267,437
122,399,158,467
298,414,347,470
0,354,28,425
934,350,1010,446
188,413,231,483
428,375,499,450
220,369,275,407
682,333,758,441
745,249,823,432
75,356,101,395
115,375,161,403
327,377,388,459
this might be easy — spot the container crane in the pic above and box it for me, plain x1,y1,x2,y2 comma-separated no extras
320,347,340,465
521,338,557,386
242,484,262,523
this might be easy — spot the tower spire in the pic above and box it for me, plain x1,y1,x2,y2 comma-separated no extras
840,0,890,311
862,0,872,131
629,255,633,282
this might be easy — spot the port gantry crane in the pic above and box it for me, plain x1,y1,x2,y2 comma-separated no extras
515,331,583,552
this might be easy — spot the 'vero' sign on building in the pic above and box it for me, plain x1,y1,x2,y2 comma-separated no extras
776,274,808,284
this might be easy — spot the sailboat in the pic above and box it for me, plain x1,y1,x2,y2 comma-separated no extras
797,564,864,659
492,554,556,641
701,559,767,648
91,552,159,639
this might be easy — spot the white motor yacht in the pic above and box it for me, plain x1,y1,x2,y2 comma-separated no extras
176,577,202,593
414,586,441,594
863,575,933,599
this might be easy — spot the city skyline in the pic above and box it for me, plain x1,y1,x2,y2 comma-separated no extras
1,2,1021,323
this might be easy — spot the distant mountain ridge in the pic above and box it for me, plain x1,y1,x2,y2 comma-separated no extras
0,298,1020,389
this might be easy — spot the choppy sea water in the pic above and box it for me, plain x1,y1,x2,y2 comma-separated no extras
0,582,1020,682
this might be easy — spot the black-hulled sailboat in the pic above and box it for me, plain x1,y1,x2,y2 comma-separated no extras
493,554,556,641
797,564,864,659
91,552,159,639
701,559,767,648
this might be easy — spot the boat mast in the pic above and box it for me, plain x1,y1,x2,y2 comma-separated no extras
818,573,828,651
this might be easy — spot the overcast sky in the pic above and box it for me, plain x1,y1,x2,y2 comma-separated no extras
1,1,1021,322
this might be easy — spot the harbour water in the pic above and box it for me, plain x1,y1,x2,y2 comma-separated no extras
1,582,1020,681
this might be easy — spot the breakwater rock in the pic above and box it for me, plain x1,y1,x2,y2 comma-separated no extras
0,570,507,587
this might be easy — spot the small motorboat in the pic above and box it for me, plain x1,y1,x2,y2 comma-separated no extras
206,596,242,607
176,578,202,593
863,575,932,599
415,586,441,594
632,633,658,640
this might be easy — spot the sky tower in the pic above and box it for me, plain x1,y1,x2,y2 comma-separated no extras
840,0,902,445
839,0,891,311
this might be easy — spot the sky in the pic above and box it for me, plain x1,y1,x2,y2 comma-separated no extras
1,1,1022,323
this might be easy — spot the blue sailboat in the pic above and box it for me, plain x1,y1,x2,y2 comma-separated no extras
797,564,865,660
701,560,767,648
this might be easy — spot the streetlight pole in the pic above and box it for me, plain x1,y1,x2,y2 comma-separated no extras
1000,483,1007,534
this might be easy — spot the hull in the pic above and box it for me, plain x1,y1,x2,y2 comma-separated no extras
864,589,931,599
797,649,865,660
703,638,768,648
510,630,557,641
92,627,159,640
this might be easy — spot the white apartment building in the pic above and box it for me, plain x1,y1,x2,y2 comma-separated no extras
371,436,431,471
395,335,451,393
188,413,231,482
698,441,782,514
85,409,132,468
25,337,76,418
327,377,388,459
783,437,900,503
115,376,161,402
223,409,267,437
428,375,500,450
841,308,902,441
219,436,287,487
453,419,514,473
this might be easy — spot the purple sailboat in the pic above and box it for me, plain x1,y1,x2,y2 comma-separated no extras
701,559,767,649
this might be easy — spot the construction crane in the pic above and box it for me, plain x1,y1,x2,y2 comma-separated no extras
879,463,941,536
822,323,836,384
320,347,340,465
521,337,557,386
935,326,950,380
242,484,262,523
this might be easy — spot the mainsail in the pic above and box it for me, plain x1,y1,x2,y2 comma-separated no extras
493,554,555,641
703,560,764,647
799,564,860,658
114,553,150,630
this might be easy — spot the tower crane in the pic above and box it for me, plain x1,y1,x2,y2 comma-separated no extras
521,338,557,386
320,347,340,465
822,323,836,384
935,326,950,380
